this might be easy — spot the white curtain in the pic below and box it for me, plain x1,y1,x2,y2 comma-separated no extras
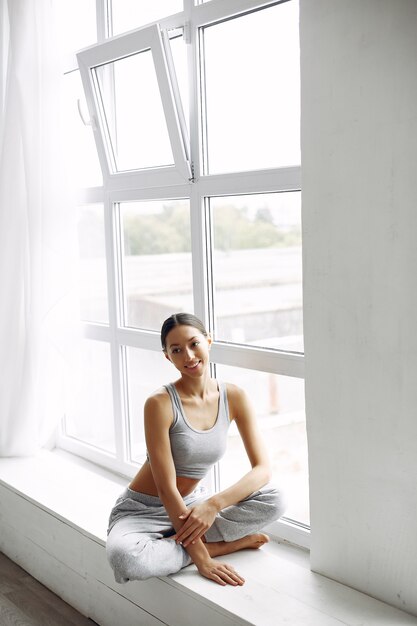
0,0,77,455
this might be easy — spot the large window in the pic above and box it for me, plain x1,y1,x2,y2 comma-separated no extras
58,0,307,545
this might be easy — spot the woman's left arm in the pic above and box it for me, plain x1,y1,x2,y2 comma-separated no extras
208,383,271,509
174,384,271,547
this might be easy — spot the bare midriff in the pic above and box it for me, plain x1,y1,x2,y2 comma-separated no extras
128,460,200,498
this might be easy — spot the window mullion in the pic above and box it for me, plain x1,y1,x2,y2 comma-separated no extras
103,194,128,465
96,0,110,41
192,0,284,27
211,343,304,377
190,186,211,329
186,4,203,180
188,4,217,501
199,166,302,196
187,0,211,328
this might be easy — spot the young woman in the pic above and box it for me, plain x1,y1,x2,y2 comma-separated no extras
106,313,285,587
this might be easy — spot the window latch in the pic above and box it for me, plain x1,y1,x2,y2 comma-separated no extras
77,99,97,131
188,161,195,183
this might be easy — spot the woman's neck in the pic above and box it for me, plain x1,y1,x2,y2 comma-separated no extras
176,371,214,399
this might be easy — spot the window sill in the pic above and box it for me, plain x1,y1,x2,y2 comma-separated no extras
0,450,415,626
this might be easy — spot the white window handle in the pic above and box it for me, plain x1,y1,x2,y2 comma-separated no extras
77,98,96,130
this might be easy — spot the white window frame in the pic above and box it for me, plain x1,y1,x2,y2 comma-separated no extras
58,0,307,549
77,23,191,187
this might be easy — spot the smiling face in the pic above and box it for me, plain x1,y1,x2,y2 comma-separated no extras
164,324,212,377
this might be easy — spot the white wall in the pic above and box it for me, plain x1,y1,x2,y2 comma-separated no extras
301,0,417,616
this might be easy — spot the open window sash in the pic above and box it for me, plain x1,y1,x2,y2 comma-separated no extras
77,23,191,189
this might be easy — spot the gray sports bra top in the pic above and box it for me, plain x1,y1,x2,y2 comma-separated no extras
164,381,231,479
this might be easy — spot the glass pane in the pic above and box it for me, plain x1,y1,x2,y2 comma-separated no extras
210,192,303,352
62,71,103,188
55,0,96,59
94,50,174,172
120,199,193,330
216,365,309,526
126,347,178,463
203,1,300,173
64,340,115,454
111,0,183,36
77,204,109,323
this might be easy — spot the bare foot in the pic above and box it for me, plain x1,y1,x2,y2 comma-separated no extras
205,533,269,558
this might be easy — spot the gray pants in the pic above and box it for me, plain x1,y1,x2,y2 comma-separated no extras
106,483,285,583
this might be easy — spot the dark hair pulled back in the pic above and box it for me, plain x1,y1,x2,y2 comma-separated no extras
161,312,208,351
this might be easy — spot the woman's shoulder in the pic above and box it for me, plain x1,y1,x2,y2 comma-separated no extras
222,382,255,423
144,385,173,417
223,382,249,412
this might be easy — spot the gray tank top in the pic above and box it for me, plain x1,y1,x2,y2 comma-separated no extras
164,381,231,479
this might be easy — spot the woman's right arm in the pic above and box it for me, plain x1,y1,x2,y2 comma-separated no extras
144,393,244,586
144,393,200,537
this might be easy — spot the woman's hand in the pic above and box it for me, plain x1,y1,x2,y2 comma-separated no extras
174,500,218,547
197,558,245,587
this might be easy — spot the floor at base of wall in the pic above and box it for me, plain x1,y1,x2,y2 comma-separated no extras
0,552,98,626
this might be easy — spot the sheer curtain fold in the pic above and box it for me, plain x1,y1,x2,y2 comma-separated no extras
0,0,77,456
